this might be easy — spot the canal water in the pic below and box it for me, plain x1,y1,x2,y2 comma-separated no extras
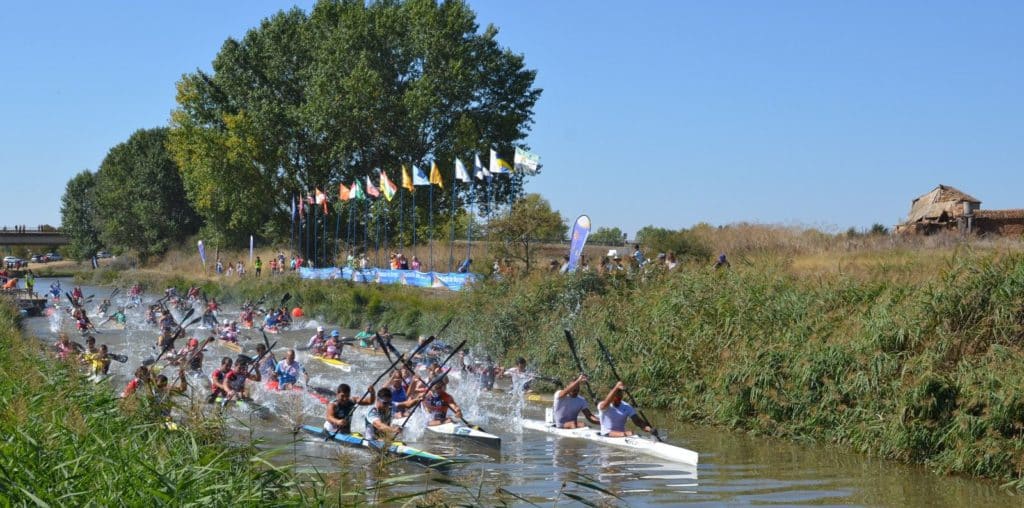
22,279,1019,506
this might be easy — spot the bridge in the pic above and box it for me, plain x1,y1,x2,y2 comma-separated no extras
0,227,69,247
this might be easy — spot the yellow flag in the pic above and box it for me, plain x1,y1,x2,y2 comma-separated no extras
429,161,444,189
401,165,414,192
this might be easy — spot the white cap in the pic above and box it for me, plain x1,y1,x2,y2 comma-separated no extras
317,326,324,332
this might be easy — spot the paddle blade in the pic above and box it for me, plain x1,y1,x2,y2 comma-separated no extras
109,354,128,363
280,292,291,306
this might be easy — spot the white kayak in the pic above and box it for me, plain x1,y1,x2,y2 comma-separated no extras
522,410,698,465
393,416,501,448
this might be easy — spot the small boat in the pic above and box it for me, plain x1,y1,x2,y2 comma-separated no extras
522,409,698,465
312,356,352,372
525,393,554,404
300,425,451,468
264,380,329,404
213,396,271,419
392,416,501,448
219,339,242,353
351,344,387,356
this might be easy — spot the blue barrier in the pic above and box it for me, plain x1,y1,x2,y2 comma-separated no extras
298,267,477,291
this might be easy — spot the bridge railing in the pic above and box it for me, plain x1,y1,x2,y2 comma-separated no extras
0,226,63,234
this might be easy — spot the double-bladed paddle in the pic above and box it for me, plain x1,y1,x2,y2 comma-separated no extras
563,329,597,401
593,335,662,442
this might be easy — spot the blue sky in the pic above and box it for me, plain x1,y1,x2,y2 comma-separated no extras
2,1,1021,237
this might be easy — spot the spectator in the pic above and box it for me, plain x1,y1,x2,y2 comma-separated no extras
633,244,646,267
714,253,730,269
457,258,472,273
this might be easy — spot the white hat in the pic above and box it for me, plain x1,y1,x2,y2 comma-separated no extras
317,326,325,332
607,249,618,258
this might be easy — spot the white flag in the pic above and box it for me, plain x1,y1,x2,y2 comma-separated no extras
473,154,490,180
455,158,471,183
514,147,540,174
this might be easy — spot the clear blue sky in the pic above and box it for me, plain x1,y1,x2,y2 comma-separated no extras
2,1,1022,237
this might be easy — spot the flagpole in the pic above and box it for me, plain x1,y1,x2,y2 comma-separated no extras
334,203,340,265
322,193,328,267
412,189,417,259
448,180,456,272
363,197,369,256
290,194,296,258
428,183,434,271
467,184,474,264
375,200,381,268
400,190,405,249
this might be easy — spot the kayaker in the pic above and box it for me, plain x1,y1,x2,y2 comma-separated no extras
83,344,111,376
98,306,126,327
153,370,188,417
553,374,600,429
273,349,308,389
307,326,327,354
364,387,421,440
354,325,375,348
255,344,277,379
597,381,654,437
388,372,411,417
422,376,463,426
53,333,77,360
504,357,534,393
206,357,234,403
322,330,344,359
324,383,375,434
121,366,151,398
172,338,205,372
221,356,262,401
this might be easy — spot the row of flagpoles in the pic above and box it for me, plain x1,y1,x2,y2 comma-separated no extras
290,148,540,272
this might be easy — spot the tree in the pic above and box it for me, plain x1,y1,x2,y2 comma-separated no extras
487,194,566,271
589,226,625,246
94,128,200,261
168,0,542,247
635,226,711,261
59,170,103,261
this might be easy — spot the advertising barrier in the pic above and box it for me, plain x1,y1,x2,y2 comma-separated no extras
298,267,477,291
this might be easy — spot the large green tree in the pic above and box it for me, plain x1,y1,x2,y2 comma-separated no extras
487,193,566,272
94,128,200,261
168,0,541,246
59,170,102,261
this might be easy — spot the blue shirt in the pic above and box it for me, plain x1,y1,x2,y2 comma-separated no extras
274,360,304,385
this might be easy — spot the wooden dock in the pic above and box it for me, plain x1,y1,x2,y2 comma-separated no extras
0,289,47,316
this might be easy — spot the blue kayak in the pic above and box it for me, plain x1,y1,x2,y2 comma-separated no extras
300,425,451,468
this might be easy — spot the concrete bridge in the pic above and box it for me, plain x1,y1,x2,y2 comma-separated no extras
0,227,69,246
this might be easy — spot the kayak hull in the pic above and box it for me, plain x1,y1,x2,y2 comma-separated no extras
521,418,698,465
392,417,501,448
313,356,352,372
300,425,450,468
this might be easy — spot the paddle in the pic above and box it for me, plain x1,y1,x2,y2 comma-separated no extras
222,339,277,406
108,353,128,363
593,335,662,442
144,309,198,366
396,339,467,436
563,329,598,401
328,336,439,441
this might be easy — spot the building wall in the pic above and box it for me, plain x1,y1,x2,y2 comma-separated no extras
973,218,1024,236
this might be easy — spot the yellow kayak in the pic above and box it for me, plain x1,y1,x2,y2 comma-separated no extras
314,356,352,372
526,393,554,404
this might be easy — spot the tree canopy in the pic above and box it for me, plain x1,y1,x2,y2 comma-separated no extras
588,226,625,246
59,170,102,261
636,225,711,261
487,193,566,271
169,0,541,244
94,128,200,261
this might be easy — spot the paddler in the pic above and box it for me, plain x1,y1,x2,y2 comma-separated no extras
597,381,654,437
206,357,234,403
254,344,277,379
421,376,464,426
83,344,111,376
121,366,151,398
322,330,344,359
504,357,534,393
307,326,327,354
273,349,307,389
98,306,126,327
387,372,412,417
53,333,78,360
153,370,189,417
324,383,374,434
171,338,205,372
354,325,375,348
364,387,421,440
553,374,600,429
221,356,262,402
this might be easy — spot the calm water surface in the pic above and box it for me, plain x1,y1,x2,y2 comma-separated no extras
23,279,1019,506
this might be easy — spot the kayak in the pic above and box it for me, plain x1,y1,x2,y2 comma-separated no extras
392,416,501,448
352,345,387,356
300,425,451,468
213,396,271,419
264,380,329,404
312,356,352,372
522,411,698,465
525,393,554,404
219,339,242,353
88,373,110,384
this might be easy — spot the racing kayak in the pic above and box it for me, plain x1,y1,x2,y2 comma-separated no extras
352,344,387,356
213,396,271,419
525,393,554,404
219,339,242,353
312,356,352,372
300,425,450,468
392,416,501,448
522,409,698,465
264,380,329,404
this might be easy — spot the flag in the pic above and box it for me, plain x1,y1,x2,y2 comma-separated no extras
455,158,471,183
298,196,305,220
514,147,541,174
315,188,329,214
567,215,592,272
197,240,206,266
473,154,490,180
350,180,366,200
490,149,512,174
339,182,351,201
429,161,444,189
291,195,296,220
413,164,429,186
366,175,380,198
401,165,414,192
380,170,397,201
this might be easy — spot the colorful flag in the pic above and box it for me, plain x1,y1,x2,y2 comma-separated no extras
454,158,471,183
514,147,541,174
413,164,429,186
567,215,592,272
381,170,397,201
490,149,512,174
315,188,329,214
429,161,444,189
366,175,381,198
339,182,351,201
401,165,414,192
291,195,296,219
350,180,366,200
197,240,206,266
473,154,490,180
